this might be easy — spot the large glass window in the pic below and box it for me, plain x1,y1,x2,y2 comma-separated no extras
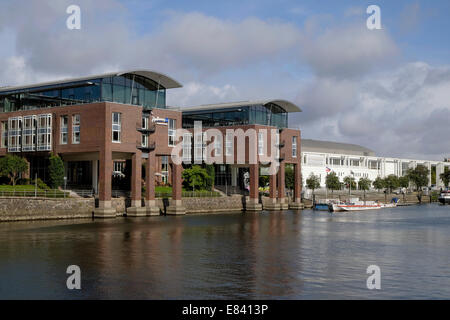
37,114,52,151
194,132,203,162
182,133,192,162
214,135,222,157
225,133,233,157
168,119,176,147
258,131,265,156
23,115,37,151
8,117,22,152
161,156,169,184
60,115,68,145
72,114,80,144
112,113,121,143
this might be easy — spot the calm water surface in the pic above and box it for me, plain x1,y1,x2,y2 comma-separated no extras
0,204,449,299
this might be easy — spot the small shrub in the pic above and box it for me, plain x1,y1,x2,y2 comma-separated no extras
32,178,50,190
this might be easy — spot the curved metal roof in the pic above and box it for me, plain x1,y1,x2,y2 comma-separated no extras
302,139,376,157
0,69,182,93
180,99,302,113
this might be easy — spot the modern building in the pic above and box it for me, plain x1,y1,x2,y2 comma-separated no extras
302,139,450,189
0,70,186,217
179,100,303,210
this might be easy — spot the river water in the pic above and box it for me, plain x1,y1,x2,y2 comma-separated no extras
0,204,449,300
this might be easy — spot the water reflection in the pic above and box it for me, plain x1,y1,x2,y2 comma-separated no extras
0,204,449,299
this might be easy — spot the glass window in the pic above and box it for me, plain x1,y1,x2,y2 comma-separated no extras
168,119,176,147
72,114,80,144
258,131,264,156
182,133,192,162
37,114,52,151
1,121,7,148
194,133,203,162
112,112,121,143
60,115,68,145
8,117,22,152
225,133,233,157
292,136,297,158
214,135,222,157
23,115,37,151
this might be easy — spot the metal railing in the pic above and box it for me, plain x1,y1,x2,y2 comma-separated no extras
0,189,70,198
155,191,221,198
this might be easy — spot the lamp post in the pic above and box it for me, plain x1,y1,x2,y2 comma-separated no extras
64,176,67,198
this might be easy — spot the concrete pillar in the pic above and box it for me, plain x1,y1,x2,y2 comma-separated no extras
92,160,98,194
231,166,238,187
277,162,288,210
128,151,147,217
265,171,280,211
166,162,186,215
290,163,303,210
246,164,262,211
94,149,116,218
146,152,160,216
427,162,432,187
436,163,445,188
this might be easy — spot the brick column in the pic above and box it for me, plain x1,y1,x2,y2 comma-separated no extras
145,152,160,215
290,163,304,210
166,162,185,215
128,151,147,217
130,151,142,207
265,170,280,211
277,162,288,210
247,164,262,211
94,148,116,218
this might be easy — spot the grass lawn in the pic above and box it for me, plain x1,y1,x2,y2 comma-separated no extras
0,185,43,191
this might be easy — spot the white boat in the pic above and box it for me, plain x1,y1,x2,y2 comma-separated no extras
439,191,450,205
328,197,398,212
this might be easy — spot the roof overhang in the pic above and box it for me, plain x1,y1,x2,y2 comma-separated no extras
0,69,182,94
180,99,302,113
118,70,182,89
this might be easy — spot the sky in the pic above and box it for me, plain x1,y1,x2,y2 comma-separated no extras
0,0,449,160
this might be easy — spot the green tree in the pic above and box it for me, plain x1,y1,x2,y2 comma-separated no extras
398,175,410,189
325,172,340,194
383,175,399,194
285,165,295,190
205,164,215,191
0,155,28,186
440,168,450,188
182,165,210,191
48,154,65,188
306,173,321,197
358,177,372,200
407,165,430,191
373,177,385,192
343,176,356,190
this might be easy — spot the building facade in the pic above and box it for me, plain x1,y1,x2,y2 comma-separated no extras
302,139,450,189
179,100,303,210
0,70,186,217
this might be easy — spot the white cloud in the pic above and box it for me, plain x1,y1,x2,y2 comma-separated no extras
168,82,240,107
294,62,450,160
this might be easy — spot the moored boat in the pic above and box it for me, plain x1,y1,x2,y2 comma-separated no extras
328,198,385,212
439,191,450,205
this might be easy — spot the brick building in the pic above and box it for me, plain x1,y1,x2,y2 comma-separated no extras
0,71,303,216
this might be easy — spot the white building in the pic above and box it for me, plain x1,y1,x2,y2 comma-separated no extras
301,139,450,189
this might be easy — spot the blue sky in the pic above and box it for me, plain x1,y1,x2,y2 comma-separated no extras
0,0,449,160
